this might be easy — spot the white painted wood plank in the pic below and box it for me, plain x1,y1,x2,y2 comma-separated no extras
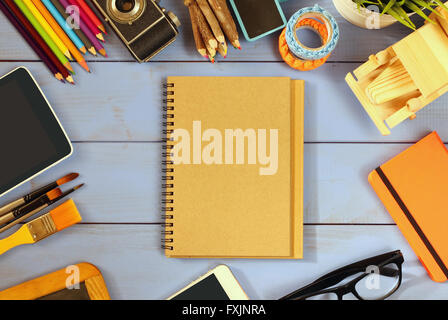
0,224,445,300
0,142,423,224
0,61,446,143
0,0,418,62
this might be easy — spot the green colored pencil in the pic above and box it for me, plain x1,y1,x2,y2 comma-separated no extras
13,0,74,73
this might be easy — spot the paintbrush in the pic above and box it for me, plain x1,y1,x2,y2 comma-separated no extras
0,173,79,217
0,199,81,256
0,184,84,233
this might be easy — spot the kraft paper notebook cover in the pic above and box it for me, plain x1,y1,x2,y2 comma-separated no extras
162,76,304,259
369,131,448,282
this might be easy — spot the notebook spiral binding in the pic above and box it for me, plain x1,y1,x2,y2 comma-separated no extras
162,83,175,250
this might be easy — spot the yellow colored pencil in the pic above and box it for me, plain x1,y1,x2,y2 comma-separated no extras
31,0,90,72
23,0,72,60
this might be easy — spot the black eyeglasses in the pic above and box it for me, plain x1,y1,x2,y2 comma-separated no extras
280,250,404,300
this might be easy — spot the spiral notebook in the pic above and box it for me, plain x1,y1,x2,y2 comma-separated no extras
162,76,304,259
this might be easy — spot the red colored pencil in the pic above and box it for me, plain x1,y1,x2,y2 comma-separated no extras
4,0,74,84
67,0,104,41
74,0,106,34
0,1,63,82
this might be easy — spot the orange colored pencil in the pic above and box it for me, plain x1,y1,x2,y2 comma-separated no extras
31,0,90,72
75,0,106,34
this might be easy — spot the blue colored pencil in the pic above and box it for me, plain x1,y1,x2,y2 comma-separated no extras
41,0,86,54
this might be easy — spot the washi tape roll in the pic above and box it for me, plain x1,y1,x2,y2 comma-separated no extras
279,4,339,71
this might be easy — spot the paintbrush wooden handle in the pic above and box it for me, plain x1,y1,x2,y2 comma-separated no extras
0,225,34,255
0,199,25,217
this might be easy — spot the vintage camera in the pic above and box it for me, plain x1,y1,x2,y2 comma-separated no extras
92,0,180,62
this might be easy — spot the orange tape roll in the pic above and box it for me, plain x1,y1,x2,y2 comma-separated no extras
279,18,331,71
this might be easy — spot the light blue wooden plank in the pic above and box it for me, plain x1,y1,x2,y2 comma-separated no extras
0,224,445,300
0,0,418,62
0,142,424,224
0,61,444,143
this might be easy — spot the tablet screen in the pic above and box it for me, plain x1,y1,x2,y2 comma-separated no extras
0,68,72,196
171,274,230,300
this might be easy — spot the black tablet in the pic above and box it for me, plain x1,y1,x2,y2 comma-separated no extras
0,67,72,197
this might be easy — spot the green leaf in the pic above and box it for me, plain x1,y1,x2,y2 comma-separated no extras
388,6,416,29
395,4,416,26
397,0,406,6
404,1,436,23
431,0,448,11
412,0,444,16
382,0,396,15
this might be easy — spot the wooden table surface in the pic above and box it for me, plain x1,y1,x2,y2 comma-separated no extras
1,0,448,300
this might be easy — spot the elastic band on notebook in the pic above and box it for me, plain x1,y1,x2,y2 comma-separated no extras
375,166,448,279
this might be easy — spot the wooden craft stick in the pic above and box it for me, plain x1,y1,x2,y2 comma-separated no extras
190,1,217,49
185,0,207,58
196,0,225,45
208,0,240,49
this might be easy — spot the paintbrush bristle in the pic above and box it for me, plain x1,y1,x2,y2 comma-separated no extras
73,183,84,190
47,188,62,201
50,199,82,231
57,173,79,186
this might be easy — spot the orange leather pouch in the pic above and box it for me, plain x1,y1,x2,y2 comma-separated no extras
369,131,448,282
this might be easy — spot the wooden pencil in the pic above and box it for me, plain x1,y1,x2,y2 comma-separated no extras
5,0,74,83
50,0,96,56
42,0,86,53
0,0,63,82
23,0,72,59
190,1,217,49
185,0,207,59
209,0,240,49
31,0,90,72
196,0,225,45
13,0,74,73
60,0,107,56
67,0,104,41
74,0,106,34
217,40,227,58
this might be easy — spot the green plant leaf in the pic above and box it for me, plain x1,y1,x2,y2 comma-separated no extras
431,0,448,11
404,1,436,23
381,0,396,15
395,4,416,26
388,6,416,29
412,0,444,17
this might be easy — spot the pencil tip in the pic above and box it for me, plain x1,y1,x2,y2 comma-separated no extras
97,33,105,42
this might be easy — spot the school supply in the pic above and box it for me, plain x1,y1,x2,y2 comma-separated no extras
0,68,73,198
184,0,240,62
279,5,339,71
75,0,106,34
0,183,83,233
67,0,104,42
60,0,107,57
0,173,78,216
13,0,74,73
0,199,81,256
280,250,404,300
0,262,110,300
346,5,448,135
31,0,90,72
42,0,86,53
229,0,286,41
49,0,97,56
0,1,62,82
162,76,304,258
168,265,248,300
369,132,448,282
23,0,72,59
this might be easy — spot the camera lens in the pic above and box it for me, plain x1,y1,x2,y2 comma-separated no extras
115,0,135,13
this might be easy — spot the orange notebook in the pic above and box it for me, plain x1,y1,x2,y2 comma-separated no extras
162,77,304,259
369,131,448,282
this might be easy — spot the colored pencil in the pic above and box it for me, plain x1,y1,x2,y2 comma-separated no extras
67,0,104,41
31,0,90,72
42,0,86,54
0,0,63,81
59,0,106,56
49,0,96,56
13,0,75,74
74,0,106,34
22,0,72,60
